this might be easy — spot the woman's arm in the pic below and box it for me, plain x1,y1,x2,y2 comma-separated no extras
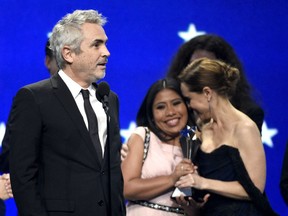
121,131,193,200
175,121,266,200
176,173,249,199
235,121,266,193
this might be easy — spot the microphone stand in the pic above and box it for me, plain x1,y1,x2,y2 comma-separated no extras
102,98,112,216
95,81,112,215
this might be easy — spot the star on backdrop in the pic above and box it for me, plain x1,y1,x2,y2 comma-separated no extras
0,122,5,146
261,121,278,147
120,121,137,143
178,23,206,42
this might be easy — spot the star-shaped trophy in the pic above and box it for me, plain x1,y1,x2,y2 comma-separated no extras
171,126,196,199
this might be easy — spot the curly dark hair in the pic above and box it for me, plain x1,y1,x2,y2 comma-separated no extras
45,39,54,58
167,34,258,113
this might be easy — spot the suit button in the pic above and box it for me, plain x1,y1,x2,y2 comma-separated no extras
98,200,104,206
101,171,105,175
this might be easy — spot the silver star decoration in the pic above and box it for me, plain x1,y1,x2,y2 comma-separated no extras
0,122,5,147
178,24,206,42
261,121,278,148
120,121,137,143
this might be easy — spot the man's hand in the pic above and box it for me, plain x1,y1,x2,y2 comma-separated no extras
121,143,129,161
0,173,13,200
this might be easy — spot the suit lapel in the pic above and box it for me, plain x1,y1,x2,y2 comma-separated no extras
50,74,101,168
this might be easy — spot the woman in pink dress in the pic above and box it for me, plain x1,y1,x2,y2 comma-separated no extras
121,78,202,215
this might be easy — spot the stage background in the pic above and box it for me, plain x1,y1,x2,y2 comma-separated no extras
0,0,287,215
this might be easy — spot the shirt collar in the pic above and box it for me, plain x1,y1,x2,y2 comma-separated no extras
58,70,95,99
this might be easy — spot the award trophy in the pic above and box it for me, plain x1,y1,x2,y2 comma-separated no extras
171,127,195,199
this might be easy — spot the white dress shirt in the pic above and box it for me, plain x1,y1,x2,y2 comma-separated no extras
58,70,107,155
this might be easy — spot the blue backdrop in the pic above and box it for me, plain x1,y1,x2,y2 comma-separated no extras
0,0,287,215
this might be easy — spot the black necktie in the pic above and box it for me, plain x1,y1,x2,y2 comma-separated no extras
81,89,103,161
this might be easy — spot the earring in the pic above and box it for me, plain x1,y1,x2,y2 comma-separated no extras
208,100,214,124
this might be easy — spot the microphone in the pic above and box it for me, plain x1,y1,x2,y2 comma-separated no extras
96,81,110,114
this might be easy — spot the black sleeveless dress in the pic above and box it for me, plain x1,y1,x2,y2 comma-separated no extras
192,145,277,216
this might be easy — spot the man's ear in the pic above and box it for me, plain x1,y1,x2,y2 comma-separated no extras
61,45,73,64
44,56,51,69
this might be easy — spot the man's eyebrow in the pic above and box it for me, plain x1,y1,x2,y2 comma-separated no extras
90,39,108,46
95,38,108,43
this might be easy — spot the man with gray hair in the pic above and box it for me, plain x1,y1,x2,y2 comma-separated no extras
9,9,126,216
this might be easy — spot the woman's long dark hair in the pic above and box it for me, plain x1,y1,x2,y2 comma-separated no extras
167,34,259,113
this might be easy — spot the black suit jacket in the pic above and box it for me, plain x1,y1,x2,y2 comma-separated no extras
9,74,126,216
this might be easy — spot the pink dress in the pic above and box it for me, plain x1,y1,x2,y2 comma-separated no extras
126,127,184,216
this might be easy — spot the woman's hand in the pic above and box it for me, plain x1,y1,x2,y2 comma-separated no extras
170,159,196,184
175,172,204,190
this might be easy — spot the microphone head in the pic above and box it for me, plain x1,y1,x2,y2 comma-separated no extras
96,81,110,101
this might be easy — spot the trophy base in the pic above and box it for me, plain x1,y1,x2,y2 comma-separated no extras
171,187,192,200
